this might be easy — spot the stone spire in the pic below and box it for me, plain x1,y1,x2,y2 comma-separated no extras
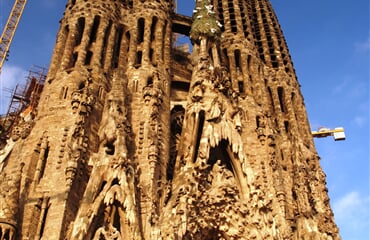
0,0,340,239
190,0,221,43
190,0,221,60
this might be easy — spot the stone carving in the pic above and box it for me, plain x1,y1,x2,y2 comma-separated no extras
33,132,49,185
1,1,340,239
98,95,128,160
0,139,15,173
143,85,164,121
93,223,122,240
66,79,97,174
70,162,141,240
10,120,32,142
191,80,205,102
0,163,23,240
71,80,96,116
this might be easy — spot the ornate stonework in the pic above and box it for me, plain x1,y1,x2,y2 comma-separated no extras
0,0,340,239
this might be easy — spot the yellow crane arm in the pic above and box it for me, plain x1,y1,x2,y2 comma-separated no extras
0,0,27,74
312,127,346,141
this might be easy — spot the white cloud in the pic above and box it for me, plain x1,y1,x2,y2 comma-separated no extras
351,116,368,128
332,191,369,239
355,38,370,53
331,79,348,95
0,65,28,114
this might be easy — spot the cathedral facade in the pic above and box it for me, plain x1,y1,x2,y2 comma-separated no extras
0,0,340,239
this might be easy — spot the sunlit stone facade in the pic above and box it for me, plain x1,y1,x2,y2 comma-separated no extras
0,0,339,239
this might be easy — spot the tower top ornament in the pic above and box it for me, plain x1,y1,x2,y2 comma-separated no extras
190,0,221,43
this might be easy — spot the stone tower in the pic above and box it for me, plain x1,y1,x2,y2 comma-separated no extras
0,0,340,239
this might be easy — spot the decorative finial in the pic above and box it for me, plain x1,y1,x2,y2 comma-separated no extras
190,0,221,43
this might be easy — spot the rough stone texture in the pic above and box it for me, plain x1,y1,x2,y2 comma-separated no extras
0,0,340,239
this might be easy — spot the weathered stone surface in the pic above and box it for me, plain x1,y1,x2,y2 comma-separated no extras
0,0,340,239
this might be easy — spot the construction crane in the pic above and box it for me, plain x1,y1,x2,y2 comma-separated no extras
0,0,27,74
312,127,346,141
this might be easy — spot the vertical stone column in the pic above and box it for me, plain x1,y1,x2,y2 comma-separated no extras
0,163,23,240
75,18,93,66
60,23,78,70
92,19,111,68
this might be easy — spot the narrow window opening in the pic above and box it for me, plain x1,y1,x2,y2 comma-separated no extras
64,88,68,99
71,52,78,67
149,48,154,63
78,82,85,90
292,190,297,200
39,202,49,238
112,25,124,68
231,19,237,33
217,0,225,31
98,86,105,100
168,106,185,181
60,87,69,99
267,86,275,111
84,51,92,65
150,16,158,41
228,0,237,33
277,87,285,112
222,48,229,67
291,92,295,102
284,121,289,133
137,18,145,43
256,116,261,128
75,17,85,46
125,31,131,54
193,111,205,163
208,48,213,63
39,147,49,180
89,15,100,45
147,76,153,86
112,201,121,231
238,81,244,93
133,80,138,92
135,51,142,67
234,49,241,69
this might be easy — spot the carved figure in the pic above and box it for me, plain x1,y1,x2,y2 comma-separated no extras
191,81,205,102
98,96,128,160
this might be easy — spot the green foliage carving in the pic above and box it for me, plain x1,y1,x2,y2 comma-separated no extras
190,0,221,43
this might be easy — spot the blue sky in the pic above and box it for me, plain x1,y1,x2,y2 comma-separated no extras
0,1,369,239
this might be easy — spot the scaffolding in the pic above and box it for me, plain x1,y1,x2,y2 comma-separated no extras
0,65,47,141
